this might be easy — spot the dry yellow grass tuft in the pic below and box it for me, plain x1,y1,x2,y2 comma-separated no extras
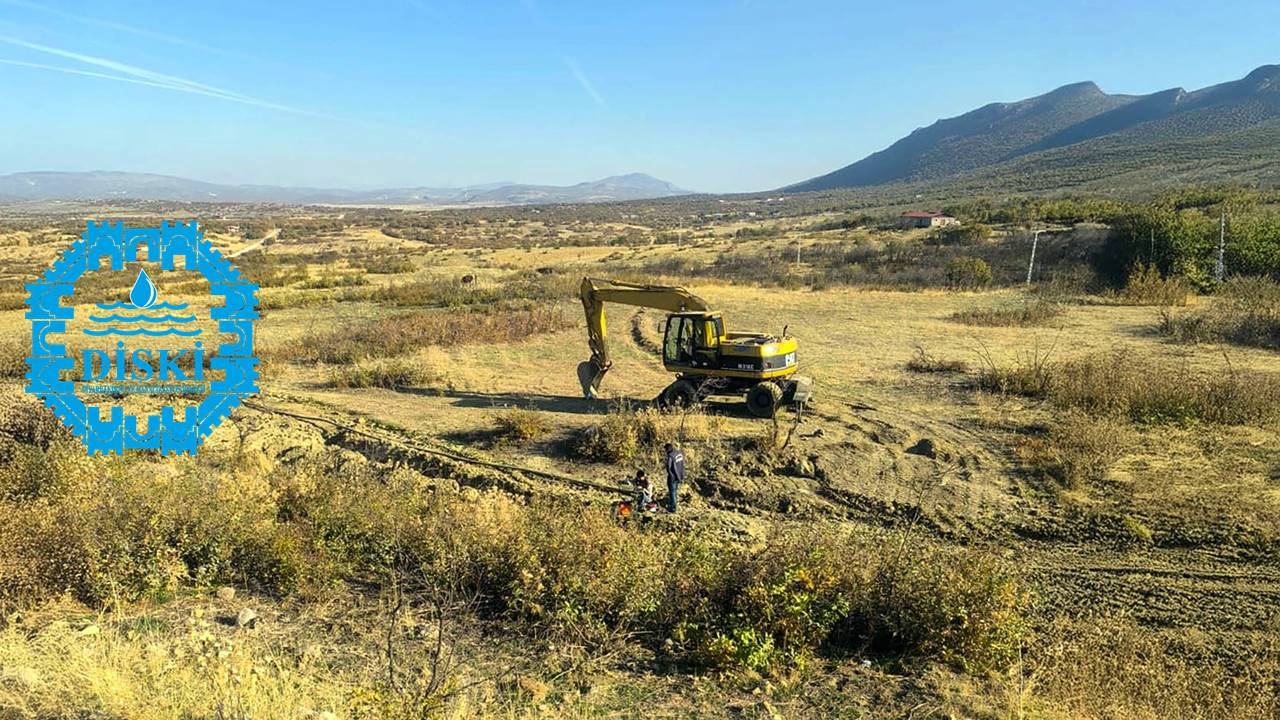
0,618,348,719
493,407,551,442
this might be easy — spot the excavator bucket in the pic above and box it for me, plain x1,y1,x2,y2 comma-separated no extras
577,360,606,399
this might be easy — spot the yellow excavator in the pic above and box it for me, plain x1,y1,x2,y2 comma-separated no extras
576,277,811,417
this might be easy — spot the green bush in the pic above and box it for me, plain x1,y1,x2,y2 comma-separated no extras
694,532,854,671
1118,263,1191,306
929,223,994,246
945,256,993,290
845,547,1027,672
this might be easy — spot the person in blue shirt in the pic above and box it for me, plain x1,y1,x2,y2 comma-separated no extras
664,443,685,513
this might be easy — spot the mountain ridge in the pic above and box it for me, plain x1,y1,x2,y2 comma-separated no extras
789,64,1280,194
0,170,692,206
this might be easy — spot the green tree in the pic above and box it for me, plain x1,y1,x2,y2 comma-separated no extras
946,256,993,290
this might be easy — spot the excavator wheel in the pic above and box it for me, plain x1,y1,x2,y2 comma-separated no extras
659,379,698,409
746,381,783,418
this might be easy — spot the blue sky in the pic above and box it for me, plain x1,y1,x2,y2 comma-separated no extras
0,0,1276,193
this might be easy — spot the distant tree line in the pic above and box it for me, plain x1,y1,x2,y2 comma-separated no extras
941,188,1280,287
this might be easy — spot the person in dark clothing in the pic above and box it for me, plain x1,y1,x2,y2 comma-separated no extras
664,442,685,513
633,468,654,509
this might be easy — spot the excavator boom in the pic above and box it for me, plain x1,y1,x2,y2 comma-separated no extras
578,277,710,398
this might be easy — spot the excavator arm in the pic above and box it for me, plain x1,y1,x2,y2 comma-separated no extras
577,277,710,398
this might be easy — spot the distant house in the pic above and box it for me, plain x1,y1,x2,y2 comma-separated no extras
900,211,958,229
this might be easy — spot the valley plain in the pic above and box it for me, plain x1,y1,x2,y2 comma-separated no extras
1,195,1278,718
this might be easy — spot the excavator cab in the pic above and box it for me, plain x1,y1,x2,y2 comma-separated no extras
663,313,723,369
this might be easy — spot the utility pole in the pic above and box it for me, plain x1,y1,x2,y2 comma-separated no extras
1026,229,1044,286
1214,209,1226,283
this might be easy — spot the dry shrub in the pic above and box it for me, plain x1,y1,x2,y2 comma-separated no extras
0,339,26,379
0,421,1027,677
1160,276,1280,349
354,271,574,308
0,292,25,311
976,343,1057,397
678,531,1028,675
1046,409,1131,488
328,357,434,389
493,407,550,442
905,345,968,373
981,349,1280,426
953,298,1063,327
1117,263,1192,306
0,619,350,719
0,456,300,610
0,400,79,502
1032,617,1280,720
257,289,332,310
360,256,416,274
1051,352,1280,425
269,306,572,365
300,273,369,289
290,474,674,648
572,408,638,463
0,397,72,449
572,404,723,464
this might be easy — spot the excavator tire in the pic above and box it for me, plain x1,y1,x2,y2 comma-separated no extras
660,379,698,408
746,381,783,418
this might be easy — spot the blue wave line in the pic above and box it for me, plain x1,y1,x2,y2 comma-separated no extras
95,301,190,310
88,314,197,323
82,327,204,337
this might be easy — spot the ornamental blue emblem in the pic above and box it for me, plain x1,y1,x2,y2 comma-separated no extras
24,221,259,455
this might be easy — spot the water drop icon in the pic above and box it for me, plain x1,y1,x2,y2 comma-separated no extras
129,268,158,309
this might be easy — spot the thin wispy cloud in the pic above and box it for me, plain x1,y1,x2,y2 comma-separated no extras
0,35,336,119
517,0,611,110
563,56,606,108
0,57,208,93
0,0,247,58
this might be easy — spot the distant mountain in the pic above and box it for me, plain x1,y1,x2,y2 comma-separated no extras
789,64,1280,194
0,171,692,206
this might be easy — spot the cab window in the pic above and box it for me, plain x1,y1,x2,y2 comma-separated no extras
665,316,686,361
665,317,693,364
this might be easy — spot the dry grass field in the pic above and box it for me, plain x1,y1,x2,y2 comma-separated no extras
1,204,1278,718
